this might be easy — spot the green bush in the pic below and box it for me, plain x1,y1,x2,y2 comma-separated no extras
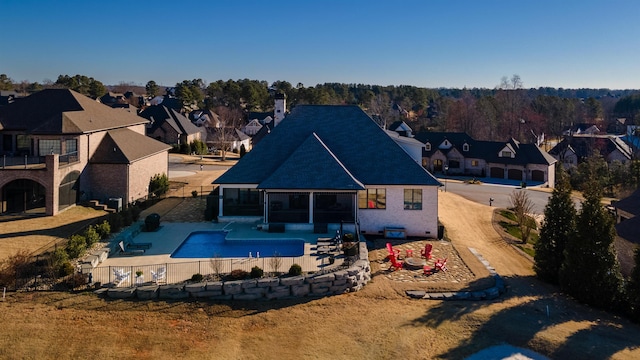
108,212,123,233
149,173,169,197
59,261,75,277
191,273,204,282
95,220,111,240
227,269,249,280
288,264,302,276
250,266,264,278
180,142,191,155
84,225,100,247
190,139,207,155
66,234,87,259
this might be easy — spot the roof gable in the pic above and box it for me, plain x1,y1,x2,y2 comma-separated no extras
90,128,170,164
258,133,365,190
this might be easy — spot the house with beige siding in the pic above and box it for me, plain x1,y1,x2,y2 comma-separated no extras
214,105,441,237
0,89,170,216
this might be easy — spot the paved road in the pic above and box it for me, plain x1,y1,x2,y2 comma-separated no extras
442,180,582,215
168,155,231,178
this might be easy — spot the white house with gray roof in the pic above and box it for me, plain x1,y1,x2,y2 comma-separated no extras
214,105,442,237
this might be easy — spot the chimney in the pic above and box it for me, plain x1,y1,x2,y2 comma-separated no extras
274,92,286,127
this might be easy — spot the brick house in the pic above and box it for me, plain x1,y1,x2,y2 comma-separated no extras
414,132,556,187
139,105,203,146
0,89,170,216
214,105,442,237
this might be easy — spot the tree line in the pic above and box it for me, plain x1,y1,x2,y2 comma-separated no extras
3,73,640,143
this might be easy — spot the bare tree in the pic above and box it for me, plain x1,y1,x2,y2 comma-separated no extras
367,93,392,129
210,106,244,161
209,254,223,280
509,190,535,244
269,252,282,276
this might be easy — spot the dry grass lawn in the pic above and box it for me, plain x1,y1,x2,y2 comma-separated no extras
1,162,639,359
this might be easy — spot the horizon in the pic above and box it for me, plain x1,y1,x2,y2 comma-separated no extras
3,0,640,90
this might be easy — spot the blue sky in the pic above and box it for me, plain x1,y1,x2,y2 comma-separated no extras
2,0,639,89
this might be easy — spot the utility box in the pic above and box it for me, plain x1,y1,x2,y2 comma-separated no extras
107,197,122,212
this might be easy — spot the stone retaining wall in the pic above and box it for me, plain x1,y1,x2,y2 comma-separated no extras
103,255,371,301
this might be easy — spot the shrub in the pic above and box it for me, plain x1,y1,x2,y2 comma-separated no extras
84,225,100,247
191,190,199,198
250,266,264,279
121,208,133,226
64,273,87,289
66,234,87,259
130,205,142,221
288,264,302,276
227,269,249,280
180,142,191,155
191,273,203,282
108,212,123,233
95,220,111,240
59,261,75,277
149,173,169,197
190,139,207,155
0,250,33,288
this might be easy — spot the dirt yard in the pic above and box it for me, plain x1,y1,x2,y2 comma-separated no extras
1,164,639,359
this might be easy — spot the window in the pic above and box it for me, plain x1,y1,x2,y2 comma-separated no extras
471,160,479,167
65,139,77,155
463,143,469,152
404,189,422,210
425,142,431,151
358,189,385,209
39,139,61,155
501,150,512,158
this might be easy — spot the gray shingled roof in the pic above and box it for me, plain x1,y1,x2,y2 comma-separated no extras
215,105,440,188
139,105,201,136
0,89,148,133
90,128,171,164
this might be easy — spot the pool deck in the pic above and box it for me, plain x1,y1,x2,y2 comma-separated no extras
98,221,345,283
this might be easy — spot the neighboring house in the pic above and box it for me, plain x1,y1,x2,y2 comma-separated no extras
206,127,251,152
139,105,203,146
388,120,414,137
243,118,265,136
0,89,170,216
548,134,633,169
415,132,556,187
0,91,21,106
189,109,219,127
213,105,442,237
562,123,600,136
613,188,640,276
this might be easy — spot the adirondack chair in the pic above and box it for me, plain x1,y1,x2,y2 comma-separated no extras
420,244,433,259
386,242,401,259
435,258,448,272
388,254,404,271
423,265,434,276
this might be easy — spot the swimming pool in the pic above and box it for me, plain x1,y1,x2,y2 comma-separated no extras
170,231,306,258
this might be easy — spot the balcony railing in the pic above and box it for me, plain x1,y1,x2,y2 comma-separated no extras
1,155,45,169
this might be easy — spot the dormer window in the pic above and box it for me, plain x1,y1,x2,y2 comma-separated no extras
463,143,469,152
501,150,512,158
425,142,431,151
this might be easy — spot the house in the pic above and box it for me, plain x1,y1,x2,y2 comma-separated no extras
562,123,600,136
213,105,442,237
613,188,640,276
139,105,203,146
188,109,219,127
243,118,265,136
205,127,251,152
415,132,556,187
388,120,414,137
0,89,170,216
548,134,633,169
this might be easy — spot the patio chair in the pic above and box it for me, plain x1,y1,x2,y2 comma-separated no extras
118,241,145,256
113,269,131,286
423,265,434,276
388,253,404,271
386,242,401,259
435,258,448,272
151,267,166,284
421,244,433,260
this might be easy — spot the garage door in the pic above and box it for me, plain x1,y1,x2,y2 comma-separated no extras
490,167,503,178
508,169,523,180
532,170,544,182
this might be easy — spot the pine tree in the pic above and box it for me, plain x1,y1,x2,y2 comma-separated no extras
534,165,576,284
627,248,640,322
558,182,624,310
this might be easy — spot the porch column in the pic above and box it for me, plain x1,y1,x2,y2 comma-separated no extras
218,186,224,217
308,192,313,223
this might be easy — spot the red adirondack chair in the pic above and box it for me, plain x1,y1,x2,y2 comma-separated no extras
435,258,448,272
421,243,433,259
423,265,434,276
389,253,404,270
386,242,400,258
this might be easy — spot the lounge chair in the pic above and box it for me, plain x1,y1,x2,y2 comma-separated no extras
113,268,131,286
388,254,404,271
118,241,145,256
421,244,433,259
124,234,152,250
435,258,448,272
386,242,401,259
151,267,166,284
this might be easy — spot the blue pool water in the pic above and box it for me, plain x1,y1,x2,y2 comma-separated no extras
170,231,305,258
